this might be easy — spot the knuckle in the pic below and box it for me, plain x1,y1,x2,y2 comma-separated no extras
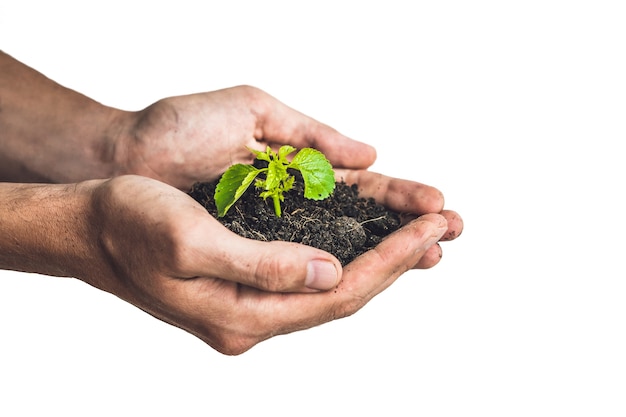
334,293,367,320
235,84,264,102
253,254,296,292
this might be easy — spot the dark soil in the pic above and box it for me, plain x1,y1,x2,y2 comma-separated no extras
188,169,402,266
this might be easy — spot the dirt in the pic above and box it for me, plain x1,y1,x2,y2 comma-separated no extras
188,169,402,266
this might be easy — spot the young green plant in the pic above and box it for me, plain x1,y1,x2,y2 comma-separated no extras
214,145,335,217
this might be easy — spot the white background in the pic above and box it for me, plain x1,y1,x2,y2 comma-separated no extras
1,1,625,416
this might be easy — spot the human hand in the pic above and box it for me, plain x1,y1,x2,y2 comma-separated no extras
119,85,377,189
85,173,461,355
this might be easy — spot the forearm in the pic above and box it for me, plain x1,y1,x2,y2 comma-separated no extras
0,51,131,183
0,181,101,279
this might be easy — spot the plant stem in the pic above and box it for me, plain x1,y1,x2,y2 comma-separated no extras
272,195,282,217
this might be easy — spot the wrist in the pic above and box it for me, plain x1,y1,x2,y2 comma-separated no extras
97,108,137,179
109,100,183,185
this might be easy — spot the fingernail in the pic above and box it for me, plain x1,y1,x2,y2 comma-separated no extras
306,260,339,290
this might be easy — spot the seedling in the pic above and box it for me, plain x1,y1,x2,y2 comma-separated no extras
214,145,335,217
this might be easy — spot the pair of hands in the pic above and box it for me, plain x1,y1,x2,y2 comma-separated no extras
85,86,462,354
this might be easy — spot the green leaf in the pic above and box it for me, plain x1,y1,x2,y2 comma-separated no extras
278,145,297,161
264,158,289,191
290,148,335,200
283,174,295,193
248,146,272,163
214,164,262,217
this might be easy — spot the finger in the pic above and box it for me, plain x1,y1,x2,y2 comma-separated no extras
412,243,443,269
334,169,445,215
411,210,463,269
440,209,463,241
250,88,377,169
402,209,464,241
225,239,344,293
184,225,343,293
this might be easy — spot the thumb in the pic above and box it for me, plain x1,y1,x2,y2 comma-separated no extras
205,234,343,293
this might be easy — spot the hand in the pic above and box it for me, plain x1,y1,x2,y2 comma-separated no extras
86,173,462,355
0,54,373,185
119,85,377,189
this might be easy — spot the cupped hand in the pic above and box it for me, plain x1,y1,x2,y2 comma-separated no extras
119,85,377,189
85,171,461,355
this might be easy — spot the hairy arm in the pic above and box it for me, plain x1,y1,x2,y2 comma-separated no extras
0,181,102,278
0,51,129,183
